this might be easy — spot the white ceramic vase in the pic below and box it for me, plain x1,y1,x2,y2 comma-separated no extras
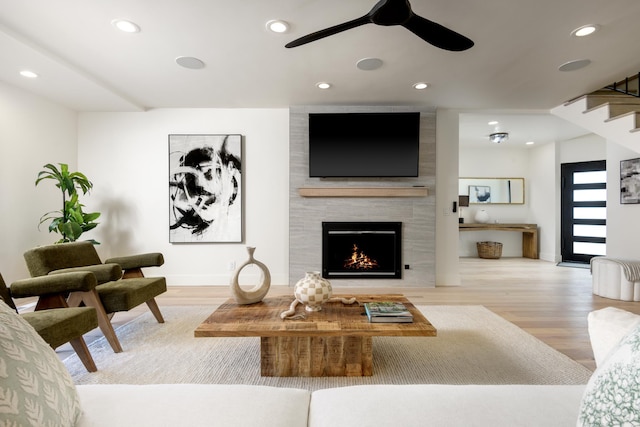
475,209,490,224
230,247,271,305
294,271,332,312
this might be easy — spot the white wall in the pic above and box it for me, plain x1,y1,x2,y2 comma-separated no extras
435,109,461,285
558,134,607,163
528,141,558,261
458,146,531,257
78,109,290,286
0,82,77,283
606,141,640,258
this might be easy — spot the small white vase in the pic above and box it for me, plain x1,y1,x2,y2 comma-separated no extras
230,247,271,305
475,209,490,224
294,271,332,312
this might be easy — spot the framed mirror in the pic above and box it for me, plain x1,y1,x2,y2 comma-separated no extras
459,177,525,204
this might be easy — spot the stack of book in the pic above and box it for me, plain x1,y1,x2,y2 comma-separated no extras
364,301,414,323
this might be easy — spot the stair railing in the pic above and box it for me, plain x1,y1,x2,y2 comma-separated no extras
606,73,640,97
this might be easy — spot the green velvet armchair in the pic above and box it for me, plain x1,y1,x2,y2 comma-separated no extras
23,241,167,353
0,272,99,372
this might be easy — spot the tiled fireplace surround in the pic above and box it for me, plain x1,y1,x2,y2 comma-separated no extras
289,106,437,287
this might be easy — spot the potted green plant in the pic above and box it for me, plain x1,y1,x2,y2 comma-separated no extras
35,163,100,244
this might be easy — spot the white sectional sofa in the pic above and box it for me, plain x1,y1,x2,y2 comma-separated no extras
74,383,586,427
2,301,639,427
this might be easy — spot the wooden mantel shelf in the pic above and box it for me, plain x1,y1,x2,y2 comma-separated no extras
298,187,428,198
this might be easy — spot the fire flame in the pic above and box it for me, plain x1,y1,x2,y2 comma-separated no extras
344,244,379,270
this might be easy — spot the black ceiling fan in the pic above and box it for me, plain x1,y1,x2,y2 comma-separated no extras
285,0,474,51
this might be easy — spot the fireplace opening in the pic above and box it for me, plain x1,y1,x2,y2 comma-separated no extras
322,222,401,279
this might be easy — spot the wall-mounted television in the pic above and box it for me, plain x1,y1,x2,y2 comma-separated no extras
308,112,420,178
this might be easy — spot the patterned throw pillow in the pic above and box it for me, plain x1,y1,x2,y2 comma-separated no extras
578,322,640,426
0,301,81,427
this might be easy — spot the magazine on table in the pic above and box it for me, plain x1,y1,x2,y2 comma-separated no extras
364,302,413,323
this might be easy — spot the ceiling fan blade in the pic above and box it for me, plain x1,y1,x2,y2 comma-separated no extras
286,16,371,48
402,14,474,51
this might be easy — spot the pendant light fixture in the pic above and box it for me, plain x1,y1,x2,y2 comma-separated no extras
489,132,509,144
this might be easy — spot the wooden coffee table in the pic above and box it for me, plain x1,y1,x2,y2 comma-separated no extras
194,294,436,377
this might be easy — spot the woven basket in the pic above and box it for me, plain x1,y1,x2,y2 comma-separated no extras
477,241,503,259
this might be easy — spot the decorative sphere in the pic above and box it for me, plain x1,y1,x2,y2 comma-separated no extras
475,209,490,224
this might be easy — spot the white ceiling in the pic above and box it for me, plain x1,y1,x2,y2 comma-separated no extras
2,0,639,145
459,112,588,148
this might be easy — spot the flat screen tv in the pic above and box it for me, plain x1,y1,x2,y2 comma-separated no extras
308,112,420,178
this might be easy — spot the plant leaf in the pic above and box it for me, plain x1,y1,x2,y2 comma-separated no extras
36,163,99,243
83,212,100,222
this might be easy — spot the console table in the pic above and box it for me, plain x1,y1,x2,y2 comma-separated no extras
459,223,539,259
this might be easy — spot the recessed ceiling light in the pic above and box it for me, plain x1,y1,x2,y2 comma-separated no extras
526,141,535,145
112,19,140,33
558,59,591,72
266,20,289,33
357,58,383,71
413,82,429,90
19,70,38,78
571,24,600,37
175,56,206,70
316,82,331,89
488,120,499,125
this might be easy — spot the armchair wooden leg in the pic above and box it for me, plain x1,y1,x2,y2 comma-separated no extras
68,290,123,353
68,337,97,372
146,298,165,323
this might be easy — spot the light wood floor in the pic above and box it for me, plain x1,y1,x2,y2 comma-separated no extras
38,258,640,371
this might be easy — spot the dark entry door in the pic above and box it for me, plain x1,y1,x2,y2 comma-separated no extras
560,160,606,264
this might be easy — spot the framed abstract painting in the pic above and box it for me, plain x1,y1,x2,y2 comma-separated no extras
468,185,492,203
169,134,243,242
621,157,640,204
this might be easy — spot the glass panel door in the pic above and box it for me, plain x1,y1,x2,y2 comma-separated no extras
560,160,606,263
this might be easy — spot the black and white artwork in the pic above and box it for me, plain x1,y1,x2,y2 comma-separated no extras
169,134,242,242
469,185,491,203
621,157,640,204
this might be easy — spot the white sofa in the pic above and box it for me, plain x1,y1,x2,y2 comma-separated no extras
73,383,587,427
2,301,639,427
